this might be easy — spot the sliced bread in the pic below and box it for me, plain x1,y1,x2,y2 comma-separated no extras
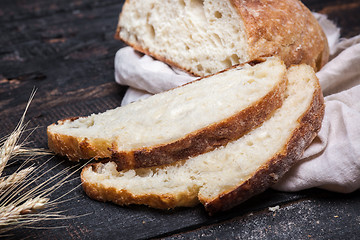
116,0,329,76
48,57,287,169
81,64,325,215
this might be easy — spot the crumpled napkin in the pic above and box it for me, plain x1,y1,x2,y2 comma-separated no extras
114,13,360,193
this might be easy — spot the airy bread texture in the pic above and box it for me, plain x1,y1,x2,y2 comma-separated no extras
117,0,329,76
48,57,287,168
81,64,325,214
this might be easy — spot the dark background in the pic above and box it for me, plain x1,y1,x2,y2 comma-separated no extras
1,0,359,239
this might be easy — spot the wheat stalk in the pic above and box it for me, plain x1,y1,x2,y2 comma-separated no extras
0,126,24,176
0,90,34,176
0,197,49,223
0,90,85,236
0,167,35,192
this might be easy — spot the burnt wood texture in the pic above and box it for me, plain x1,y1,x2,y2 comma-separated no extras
0,0,359,239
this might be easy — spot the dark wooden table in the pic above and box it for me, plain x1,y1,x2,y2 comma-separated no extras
1,0,359,239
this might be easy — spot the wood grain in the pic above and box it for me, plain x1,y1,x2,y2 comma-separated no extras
0,0,359,239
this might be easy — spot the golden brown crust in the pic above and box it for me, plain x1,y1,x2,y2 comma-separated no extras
201,79,325,215
47,122,112,161
231,0,329,71
116,0,329,74
81,163,199,209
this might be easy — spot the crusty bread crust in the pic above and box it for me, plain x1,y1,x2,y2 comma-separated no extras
47,120,111,161
202,83,325,215
230,0,329,72
116,0,329,75
47,58,287,168
80,70,325,214
81,161,199,209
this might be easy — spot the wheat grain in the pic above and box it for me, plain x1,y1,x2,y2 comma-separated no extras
0,197,49,223
0,90,35,176
0,167,35,192
0,90,86,236
0,129,22,176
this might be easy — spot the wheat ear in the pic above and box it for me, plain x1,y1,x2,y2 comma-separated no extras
0,90,35,176
0,90,92,236
0,197,49,225
0,167,35,192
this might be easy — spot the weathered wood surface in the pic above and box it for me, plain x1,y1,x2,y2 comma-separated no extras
0,0,359,239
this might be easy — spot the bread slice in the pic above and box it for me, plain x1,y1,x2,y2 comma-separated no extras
116,0,329,76
81,64,325,215
48,57,287,168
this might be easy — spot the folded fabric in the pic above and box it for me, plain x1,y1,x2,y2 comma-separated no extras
273,83,360,193
114,13,360,193
114,47,196,105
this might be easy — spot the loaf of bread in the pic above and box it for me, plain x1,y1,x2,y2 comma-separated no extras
48,57,287,168
81,63,324,214
116,0,329,76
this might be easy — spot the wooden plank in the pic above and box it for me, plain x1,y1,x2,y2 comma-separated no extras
0,0,359,239
163,190,360,239
0,0,127,115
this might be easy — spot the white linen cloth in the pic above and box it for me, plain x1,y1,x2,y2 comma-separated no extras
114,14,360,193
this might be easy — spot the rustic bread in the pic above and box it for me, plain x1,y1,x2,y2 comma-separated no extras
81,64,324,215
116,0,329,76
48,57,287,168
